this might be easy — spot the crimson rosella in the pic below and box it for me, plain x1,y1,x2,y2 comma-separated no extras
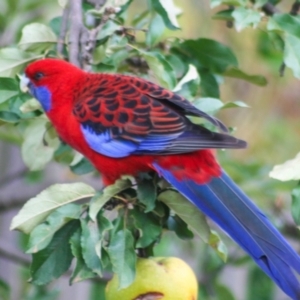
23,58,300,299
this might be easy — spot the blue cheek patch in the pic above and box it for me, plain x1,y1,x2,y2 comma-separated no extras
29,84,52,112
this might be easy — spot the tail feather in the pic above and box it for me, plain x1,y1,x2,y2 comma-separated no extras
153,163,300,299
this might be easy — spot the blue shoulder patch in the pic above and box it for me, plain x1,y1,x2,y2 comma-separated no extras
80,125,138,158
29,84,52,112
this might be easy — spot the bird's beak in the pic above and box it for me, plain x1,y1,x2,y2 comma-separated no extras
19,74,30,93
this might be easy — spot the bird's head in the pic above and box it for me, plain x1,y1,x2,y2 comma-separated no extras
21,58,83,112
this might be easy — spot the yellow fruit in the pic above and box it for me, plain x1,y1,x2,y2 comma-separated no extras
105,257,198,300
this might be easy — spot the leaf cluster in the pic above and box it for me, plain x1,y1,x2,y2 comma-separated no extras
10,174,226,289
212,0,300,78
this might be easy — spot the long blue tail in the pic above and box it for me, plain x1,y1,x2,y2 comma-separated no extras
153,164,300,299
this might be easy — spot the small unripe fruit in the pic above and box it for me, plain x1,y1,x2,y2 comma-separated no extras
105,257,198,300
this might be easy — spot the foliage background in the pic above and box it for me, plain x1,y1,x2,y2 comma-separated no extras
0,1,300,300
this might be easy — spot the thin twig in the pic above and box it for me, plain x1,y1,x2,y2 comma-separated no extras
82,24,103,71
279,61,286,77
82,6,114,71
0,245,30,266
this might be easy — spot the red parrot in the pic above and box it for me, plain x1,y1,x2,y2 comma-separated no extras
23,58,300,299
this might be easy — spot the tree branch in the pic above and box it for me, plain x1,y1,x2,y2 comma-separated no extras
0,244,30,266
69,0,85,67
0,198,28,213
62,0,112,69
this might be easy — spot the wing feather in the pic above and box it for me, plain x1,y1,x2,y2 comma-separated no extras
73,74,246,158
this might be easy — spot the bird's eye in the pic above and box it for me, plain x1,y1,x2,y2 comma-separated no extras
34,72,45,80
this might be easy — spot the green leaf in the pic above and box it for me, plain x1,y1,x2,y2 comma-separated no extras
54,143,74,165
8,95,38,120
193,97,248,114
129,208,162,248
181,38,238,73
19,98,41,113
167,215,194,240
208,230,228,262
91,0,133,15
26,204,82,253
232,7,262,32
215,283,236,300
136,49,176,89
151,0,181,30
0,123,22,144
268,14,300,78
224,67,267,86
132,10,150,28
10,182,95,233
0,111,20,123
116,0,135,16
283,34,300,79
269,152,300,181
167,53,187,79
70,157,95,175
24,287,59,300
89,281,106,300
137,177,157,212
199,72,220,98
158,189,210,242
70,228,97,284
0,279,10,300
222,101,249,109
146,13,165,47
174,64,199,91
0,48,43,77
107,229,136,289
0,78,19,104
18,23,57,52
210,0,246,8
49,16,62,37
97,213,114,238
173,64,200,100
89,178,132,221
254,0,268,8
80,218,103,276
97,20,121,40
193,97,224,113
30,220,79,285
212,9,234,21
21,118,60,170
292,185,300,226
271,14,300,37
246,265,275,300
